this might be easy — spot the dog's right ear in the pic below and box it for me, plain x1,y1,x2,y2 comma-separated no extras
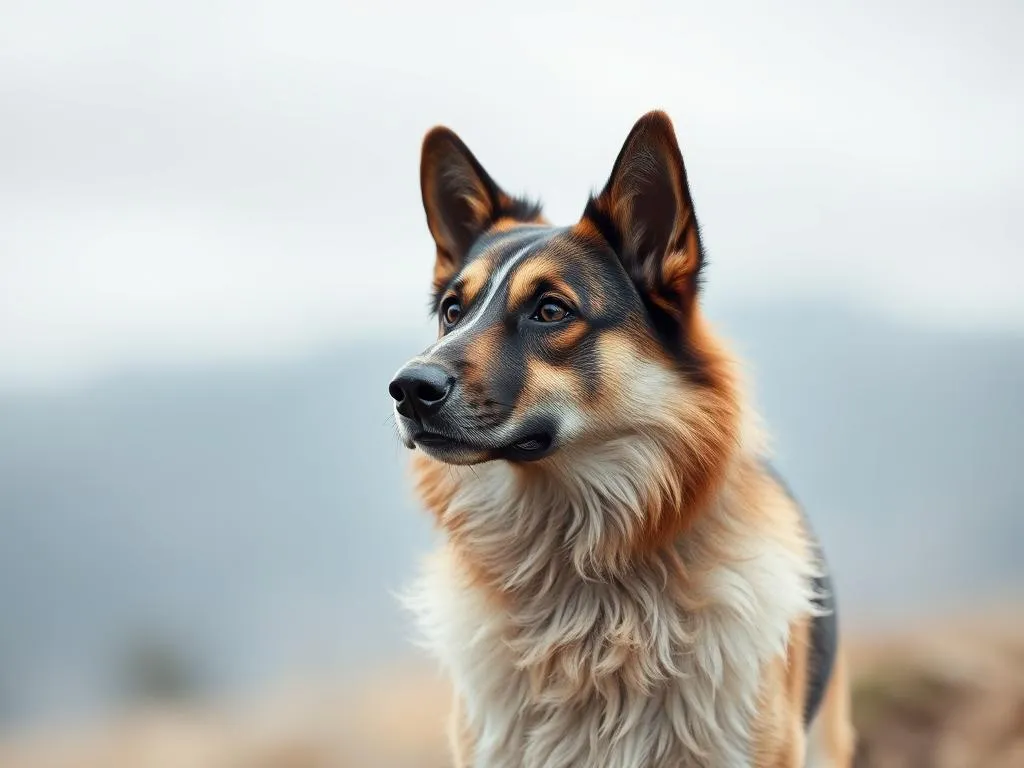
420,128,541,293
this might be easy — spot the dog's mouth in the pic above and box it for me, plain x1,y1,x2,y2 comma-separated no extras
501,432,554,461
413,432,478,452
412,430,555,464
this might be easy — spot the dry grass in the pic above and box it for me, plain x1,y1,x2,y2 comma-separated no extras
3,612,1023,768
847,612,1024,768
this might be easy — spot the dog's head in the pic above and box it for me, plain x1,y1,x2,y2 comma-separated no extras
390,111,739,486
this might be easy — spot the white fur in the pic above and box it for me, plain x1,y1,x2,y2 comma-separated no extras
403,437,817,767
426,242,535,355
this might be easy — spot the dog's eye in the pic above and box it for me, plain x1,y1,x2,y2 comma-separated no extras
532,300,572,324
441,298,462,326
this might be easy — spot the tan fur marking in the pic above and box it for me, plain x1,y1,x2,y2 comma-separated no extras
505,257,582,311
570,217,604,243
517,359,581,411
808,645,856,767
752,616,810,767
661,227,700,290
460,325,501,389
490,217,524,233
548,319,589,353
413,454,505,597
455,256,496,308
604,313,741,552
432,252,458,296
411,452,457,525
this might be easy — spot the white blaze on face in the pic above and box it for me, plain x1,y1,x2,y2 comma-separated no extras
424,243,536,357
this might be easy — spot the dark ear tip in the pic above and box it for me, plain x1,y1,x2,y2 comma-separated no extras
419,126,460,156
631,109,678,143
638,109,672,124
422,125,457,144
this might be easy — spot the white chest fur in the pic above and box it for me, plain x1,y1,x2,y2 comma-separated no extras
404,461,815,768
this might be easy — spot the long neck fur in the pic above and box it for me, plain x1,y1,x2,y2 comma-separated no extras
405,335,817,767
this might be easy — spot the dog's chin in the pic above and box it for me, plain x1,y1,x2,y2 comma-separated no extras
405,429,558,466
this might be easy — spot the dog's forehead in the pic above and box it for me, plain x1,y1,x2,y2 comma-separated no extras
466,226,561,275
453,225,612,305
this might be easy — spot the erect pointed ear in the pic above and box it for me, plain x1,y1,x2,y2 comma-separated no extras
583,110,703,319
420,127,542,292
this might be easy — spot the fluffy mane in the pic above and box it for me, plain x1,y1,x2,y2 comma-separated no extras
402,318,820,767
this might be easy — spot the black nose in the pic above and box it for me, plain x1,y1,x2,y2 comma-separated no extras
389,363,454,420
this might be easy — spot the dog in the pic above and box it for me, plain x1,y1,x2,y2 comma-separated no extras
389,110,855,767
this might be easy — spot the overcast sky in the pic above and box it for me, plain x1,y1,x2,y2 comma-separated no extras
1,0,1021,388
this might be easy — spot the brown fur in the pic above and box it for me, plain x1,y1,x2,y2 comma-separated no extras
811,646,857,765
753,619,811,767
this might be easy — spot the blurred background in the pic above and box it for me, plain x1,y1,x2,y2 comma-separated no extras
1,1,1022,766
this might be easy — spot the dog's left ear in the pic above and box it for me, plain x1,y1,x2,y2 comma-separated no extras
584,110,703,319
421,127,542,295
